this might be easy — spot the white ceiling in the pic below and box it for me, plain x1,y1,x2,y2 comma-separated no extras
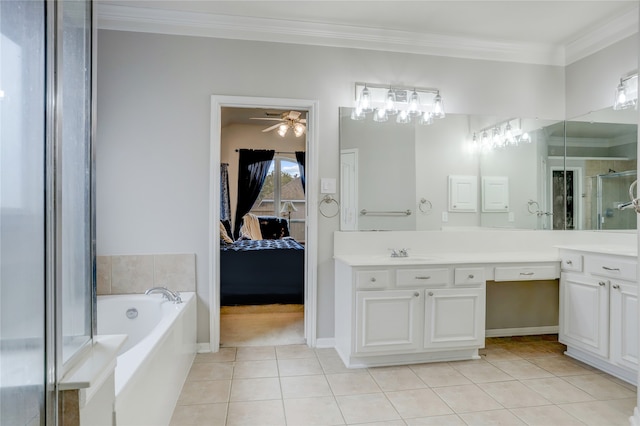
97,1,639,65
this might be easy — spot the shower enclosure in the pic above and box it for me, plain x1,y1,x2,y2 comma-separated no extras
592,170,638,230
1,1,95,424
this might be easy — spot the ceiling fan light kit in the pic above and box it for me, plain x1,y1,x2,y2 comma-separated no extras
352,82,445,124
250,110,307,137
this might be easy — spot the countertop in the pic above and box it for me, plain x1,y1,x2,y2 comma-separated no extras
334,251,561,267
555,244,638,258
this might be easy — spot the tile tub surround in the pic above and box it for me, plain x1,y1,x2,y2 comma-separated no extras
97,253,196,295
170,337,637,426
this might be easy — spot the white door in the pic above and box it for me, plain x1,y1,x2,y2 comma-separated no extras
355,290,422,353
424,289,485,349
340,149,358,230
610,280,638,370
559,273,609,357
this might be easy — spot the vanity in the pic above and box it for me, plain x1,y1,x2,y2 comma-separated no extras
333,230,637,385
558,245,639,384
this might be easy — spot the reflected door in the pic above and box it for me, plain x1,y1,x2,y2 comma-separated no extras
597,171,637,230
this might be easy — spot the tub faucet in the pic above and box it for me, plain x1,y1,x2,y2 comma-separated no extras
145,287,182,304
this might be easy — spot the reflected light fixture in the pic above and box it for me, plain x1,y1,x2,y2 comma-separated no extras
277,123,289,137
614,72,638,110
472,118,530,152
351,82,445,126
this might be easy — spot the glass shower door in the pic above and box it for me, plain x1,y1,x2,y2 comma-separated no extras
597,171,637,230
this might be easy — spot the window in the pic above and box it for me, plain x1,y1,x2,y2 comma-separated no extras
250,156,305,241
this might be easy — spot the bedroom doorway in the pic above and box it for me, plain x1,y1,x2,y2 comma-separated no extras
209,96,319,351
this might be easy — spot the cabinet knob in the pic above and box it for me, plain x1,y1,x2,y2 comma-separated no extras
468,274,474,279
414,292,420,297
566,260,573,265
370,277,376,282
428,291,434,296
599,281,606,287
612,284,620,290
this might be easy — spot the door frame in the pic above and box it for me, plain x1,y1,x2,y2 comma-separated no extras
208,95,319,350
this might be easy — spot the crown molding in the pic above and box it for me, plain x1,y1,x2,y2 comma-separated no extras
97,3,637,67
564,4,639,65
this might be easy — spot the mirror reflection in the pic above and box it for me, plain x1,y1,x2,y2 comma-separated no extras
339,107,637,231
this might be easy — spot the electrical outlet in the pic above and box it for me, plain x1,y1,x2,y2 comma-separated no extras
442,211,448,222
508,212,515,222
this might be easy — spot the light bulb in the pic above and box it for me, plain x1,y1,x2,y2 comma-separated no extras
385,88,397,114
521,132,530,142
360,86,372,112
481,131,490,149
373,108,388,122
419,111,433,125
396,110,409,124
293,123,305,137
492,127,503,147
432,93,445,118
277,123,288,137
504,122,515,145
408,90,420,116
351,106,365,120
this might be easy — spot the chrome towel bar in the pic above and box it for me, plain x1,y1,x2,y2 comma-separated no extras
360,209,412,216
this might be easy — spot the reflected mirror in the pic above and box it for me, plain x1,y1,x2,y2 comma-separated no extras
339,107,637,231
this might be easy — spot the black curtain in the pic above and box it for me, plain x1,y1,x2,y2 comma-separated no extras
220,163,231,221
234,149,275,238
295,151,306,193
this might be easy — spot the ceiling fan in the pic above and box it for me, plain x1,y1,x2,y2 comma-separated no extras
250,110,307,137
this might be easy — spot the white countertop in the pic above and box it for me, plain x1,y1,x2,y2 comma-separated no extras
334,251,561,267
555,244,638,258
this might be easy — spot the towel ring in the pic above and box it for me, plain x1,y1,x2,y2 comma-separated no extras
527,200,540,215
319,195,340,218
418,198,432,214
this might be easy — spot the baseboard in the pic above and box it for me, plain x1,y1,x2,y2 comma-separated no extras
630,407,640,426
485,326,559,338
197,342,213,353
314,337,335,348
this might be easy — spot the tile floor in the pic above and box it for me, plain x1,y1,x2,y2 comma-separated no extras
170,336,637,425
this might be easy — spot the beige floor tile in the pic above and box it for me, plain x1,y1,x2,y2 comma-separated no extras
335,393,401,424
477,381,551,408
353,421,406,426
281,375,333,399
318,356,358,374
326,372,381,396
194,348,236,363
229,377,282,402
603,397,637,417
528,356,594,377
368,366,427,391
558,400,633,426
410,363,472,387
385,388,453,418
278,357,324,376
600,373,637,392
520,377,595,404
233,360,279,379
562,374,636,400
235,346,276,361
276,344,317,359
170,403,228,426
226,400,286,426
283,396,345,426
433,384,503,413
489,359,554,380
186,362,233,381
480,347,523,362
405,414,466,425
177,380,231,405
459,409,526,425
509,405,586,426
315,348,340,359
450,361,513,383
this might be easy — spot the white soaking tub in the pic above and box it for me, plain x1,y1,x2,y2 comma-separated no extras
97,292,196,426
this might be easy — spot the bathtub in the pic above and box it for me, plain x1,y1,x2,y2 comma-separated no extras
97,292,196,426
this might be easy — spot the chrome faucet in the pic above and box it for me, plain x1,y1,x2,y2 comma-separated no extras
144,287,182,303
390,248,409,258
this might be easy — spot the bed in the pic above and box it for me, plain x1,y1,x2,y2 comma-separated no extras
220,216,305,305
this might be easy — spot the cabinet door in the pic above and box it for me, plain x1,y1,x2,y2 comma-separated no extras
610,280,638,371
424,289,485,349
355,290,422,354
559,273,609,357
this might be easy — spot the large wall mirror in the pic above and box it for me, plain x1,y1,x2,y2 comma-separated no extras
339,107,637,231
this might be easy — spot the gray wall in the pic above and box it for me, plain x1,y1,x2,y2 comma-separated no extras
96,30,629,343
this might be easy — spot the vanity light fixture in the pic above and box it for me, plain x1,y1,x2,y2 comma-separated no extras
471,118,530,152
352,82,445,125
613,72,638,110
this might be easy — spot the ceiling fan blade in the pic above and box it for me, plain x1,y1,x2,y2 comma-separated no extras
299,119,307,123
250,117,284,121
262,123,282,133
288,111,301,120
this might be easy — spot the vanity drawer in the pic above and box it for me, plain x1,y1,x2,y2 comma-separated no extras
560,252,583,272
356,270,390,289
494,265,558,282
454,267,485,286
396,268,449,287
585,256,637,281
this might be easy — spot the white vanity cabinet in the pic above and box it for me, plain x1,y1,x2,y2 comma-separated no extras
335,260,485,368
559,249,638,384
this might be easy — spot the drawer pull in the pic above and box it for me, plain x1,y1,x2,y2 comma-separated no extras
612,284,620,290
602,266,620,272
599,281,606,287
468,274,474,279
565,260,573,265
519,272,534,276
415,276,431,280
414,292,420,297
428,291,434,296
370,277,377,282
